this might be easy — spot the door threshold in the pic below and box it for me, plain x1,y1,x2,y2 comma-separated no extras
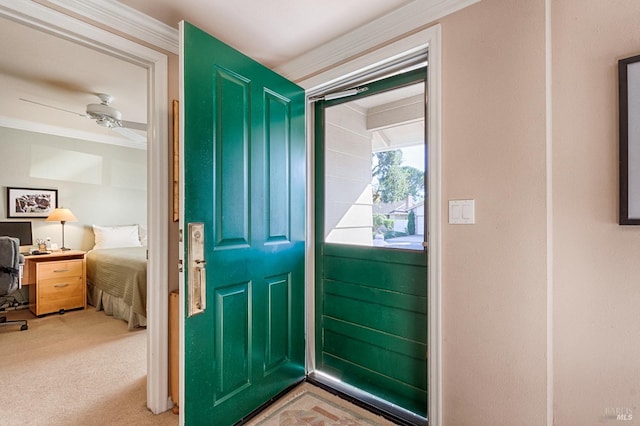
306,372,427,426
235,378,306,425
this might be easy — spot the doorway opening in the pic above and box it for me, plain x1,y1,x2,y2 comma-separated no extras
312,67,428,425
0,2,170,414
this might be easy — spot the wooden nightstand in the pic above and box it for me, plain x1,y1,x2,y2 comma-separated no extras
22,250,87,316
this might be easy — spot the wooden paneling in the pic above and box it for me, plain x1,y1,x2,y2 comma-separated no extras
214,67,250,249
318,244,427,416
265,274,290,373
214,282,251,403
264,90,290,244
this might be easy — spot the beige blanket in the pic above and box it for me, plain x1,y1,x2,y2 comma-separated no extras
86,247,147,317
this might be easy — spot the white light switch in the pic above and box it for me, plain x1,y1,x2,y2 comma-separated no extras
449,199,475,224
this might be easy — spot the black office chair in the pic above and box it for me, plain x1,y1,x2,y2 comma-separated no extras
0,236,28,331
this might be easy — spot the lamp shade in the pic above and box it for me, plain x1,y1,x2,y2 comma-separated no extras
46,208,78,223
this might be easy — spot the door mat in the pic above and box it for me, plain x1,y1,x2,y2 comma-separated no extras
246,382,397,425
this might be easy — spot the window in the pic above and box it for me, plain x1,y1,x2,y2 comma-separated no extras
323,77,426,251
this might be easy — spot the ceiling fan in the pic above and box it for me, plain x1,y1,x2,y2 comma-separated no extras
19,93,147,143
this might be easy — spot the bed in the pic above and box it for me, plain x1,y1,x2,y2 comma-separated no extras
86,225,147,330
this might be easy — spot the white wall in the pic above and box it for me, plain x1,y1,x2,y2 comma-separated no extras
0,127,146,251
441,0,548,423
324,102,374,246
553,1,640,423
439,0,640,424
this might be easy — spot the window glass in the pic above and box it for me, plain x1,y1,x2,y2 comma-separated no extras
323,82,426,250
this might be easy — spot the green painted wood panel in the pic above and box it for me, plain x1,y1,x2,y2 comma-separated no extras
323,291,426,342
324,280,427,314
321,353,427,415
182,21,305,425
265,274,290,373
323,329,426,389
214,67,250,248
214,282,251,403
265,90,290,243
323,258,427,297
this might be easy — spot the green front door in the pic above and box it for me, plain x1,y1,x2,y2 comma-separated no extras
181,22,306,425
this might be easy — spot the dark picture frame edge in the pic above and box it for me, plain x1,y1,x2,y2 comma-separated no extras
6,187,59,219
619,54,640,225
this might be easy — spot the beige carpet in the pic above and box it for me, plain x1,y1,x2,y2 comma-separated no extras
0,307,177,426
0,308,399,425
246,383,398,426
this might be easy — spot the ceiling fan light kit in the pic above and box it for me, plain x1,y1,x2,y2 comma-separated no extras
19,92,147,140
86,93,122,128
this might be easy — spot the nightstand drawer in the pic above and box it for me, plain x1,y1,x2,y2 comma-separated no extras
26,250,87,317
37,276,84,314
37,260,83,279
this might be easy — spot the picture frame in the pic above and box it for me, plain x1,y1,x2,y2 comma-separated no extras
619,54,640,225
6,187,58,218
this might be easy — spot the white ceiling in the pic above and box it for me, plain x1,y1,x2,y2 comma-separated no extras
118,0,412,68
0,0,456,149
0,15,147,148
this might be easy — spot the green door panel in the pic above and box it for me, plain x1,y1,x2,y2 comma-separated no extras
213,68,250,247
319,249,428,415
182,21,305,425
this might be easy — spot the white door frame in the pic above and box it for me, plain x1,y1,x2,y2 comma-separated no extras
303,24,442,425
0,1,171,414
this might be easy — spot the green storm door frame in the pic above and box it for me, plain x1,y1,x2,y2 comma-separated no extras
313,68,429,420
180,21,306,425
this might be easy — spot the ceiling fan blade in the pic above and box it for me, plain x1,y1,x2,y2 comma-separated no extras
19,97,87,117
112,126,147,144
120,120,147,131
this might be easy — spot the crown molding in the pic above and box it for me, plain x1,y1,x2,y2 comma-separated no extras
46,0,179,54
277,0,480,82
39,0,477,84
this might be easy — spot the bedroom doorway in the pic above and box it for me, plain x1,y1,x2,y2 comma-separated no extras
0,2,170,415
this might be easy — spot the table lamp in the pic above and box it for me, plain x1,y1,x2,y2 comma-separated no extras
46,208,77,251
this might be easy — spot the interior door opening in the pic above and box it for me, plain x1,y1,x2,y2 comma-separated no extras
0,3,170,415
313,68,428,425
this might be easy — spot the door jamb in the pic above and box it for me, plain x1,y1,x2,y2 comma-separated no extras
304,24,442,425
0,1,171,414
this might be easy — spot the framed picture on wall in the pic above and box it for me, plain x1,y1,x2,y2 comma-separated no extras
6,187,58,218
619,54,640,225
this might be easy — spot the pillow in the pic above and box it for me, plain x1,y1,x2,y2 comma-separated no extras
138,224,148,246
92,224,143,250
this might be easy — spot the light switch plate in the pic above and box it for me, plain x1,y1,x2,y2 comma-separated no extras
449,199,475,224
